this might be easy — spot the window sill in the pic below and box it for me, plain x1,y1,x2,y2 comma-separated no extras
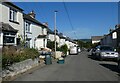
9,20,19,24
26,32,32,34
3,43,16,45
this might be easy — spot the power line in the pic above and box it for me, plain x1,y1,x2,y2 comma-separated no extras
62,0,78,39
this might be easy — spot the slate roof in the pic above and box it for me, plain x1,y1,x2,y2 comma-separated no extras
23,14,48,28
91,36,103,41
0,22,18,32
58,34,66,39
3,2,24,11
47,28,54,34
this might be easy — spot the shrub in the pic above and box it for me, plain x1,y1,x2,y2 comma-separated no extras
59,44,68,55
47,40,58,51
2,46,39,69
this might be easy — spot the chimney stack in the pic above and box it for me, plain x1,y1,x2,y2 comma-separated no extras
43,22,48,27
28,10,36,18
115,24,120,29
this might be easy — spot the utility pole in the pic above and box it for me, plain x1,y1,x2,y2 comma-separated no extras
54,11,58,57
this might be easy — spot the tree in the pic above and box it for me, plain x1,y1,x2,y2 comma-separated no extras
59,44,68,55
47,40,58,51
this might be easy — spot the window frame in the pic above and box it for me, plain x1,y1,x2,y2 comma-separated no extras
9,8,18,24
3,32,16,45
24,21,31,33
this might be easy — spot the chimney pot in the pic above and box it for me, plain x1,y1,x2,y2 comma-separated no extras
28,10,36,18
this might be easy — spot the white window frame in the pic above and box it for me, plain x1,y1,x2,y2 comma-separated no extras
9,8,17,22
25,21,31,33
3,32,16,45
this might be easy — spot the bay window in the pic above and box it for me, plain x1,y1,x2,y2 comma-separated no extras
3,32,16,45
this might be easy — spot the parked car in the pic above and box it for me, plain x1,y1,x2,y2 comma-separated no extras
90,48,96,56
94,45,119,61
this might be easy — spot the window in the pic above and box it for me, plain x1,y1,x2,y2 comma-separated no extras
3,32,16,45
9,8,17,22
112,32,117,39
3,36,15,44
25,21,30,32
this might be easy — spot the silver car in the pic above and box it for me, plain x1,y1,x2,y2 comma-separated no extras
95,45,119,61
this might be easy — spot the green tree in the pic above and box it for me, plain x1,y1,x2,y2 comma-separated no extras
47,40,58,51
59,44,68,54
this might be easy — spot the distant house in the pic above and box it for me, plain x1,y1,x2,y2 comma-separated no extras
65,37,77,49
0,2,24,47
91,36,103,44
47,29,60,46
23,11,48,49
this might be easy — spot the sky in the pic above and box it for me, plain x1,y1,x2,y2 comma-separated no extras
13,2,118,39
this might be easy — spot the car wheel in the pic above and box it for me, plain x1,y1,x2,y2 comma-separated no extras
98,55,103,61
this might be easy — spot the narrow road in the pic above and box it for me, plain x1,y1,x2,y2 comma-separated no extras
14,51,119,81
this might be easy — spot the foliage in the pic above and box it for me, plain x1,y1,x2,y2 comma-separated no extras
91,42,100,48
59,44,68,54
76,40,100,49
20,39,26,47
47,40,58,51
77,40,92,48
2,46,39,69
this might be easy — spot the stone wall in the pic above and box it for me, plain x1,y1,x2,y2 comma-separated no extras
2,58,44,80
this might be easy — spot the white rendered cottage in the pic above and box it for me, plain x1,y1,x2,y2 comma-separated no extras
0,2,24,47
23,11,48,49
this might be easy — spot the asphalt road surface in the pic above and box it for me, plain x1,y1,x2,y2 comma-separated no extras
14,51,119,81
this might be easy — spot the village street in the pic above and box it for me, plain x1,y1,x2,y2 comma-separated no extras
14,51,119,81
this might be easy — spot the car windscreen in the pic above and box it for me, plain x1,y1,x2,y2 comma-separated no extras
100,46,114,51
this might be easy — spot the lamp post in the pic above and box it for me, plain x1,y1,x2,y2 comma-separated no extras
54,11,58,57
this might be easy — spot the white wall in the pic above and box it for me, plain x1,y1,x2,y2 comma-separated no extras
92,40,100,44
48,34,60,47
48,34,54,41
59,38,66,47
43,28,47,35
65,41,70,49
35,38,47,50
31,24,42,48
56,35,60,44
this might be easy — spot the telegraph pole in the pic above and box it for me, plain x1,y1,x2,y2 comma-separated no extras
54,11,58,57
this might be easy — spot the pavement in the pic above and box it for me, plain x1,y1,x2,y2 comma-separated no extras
13,51,119,81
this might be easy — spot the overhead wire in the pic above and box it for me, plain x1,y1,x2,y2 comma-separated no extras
62,0,78,39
